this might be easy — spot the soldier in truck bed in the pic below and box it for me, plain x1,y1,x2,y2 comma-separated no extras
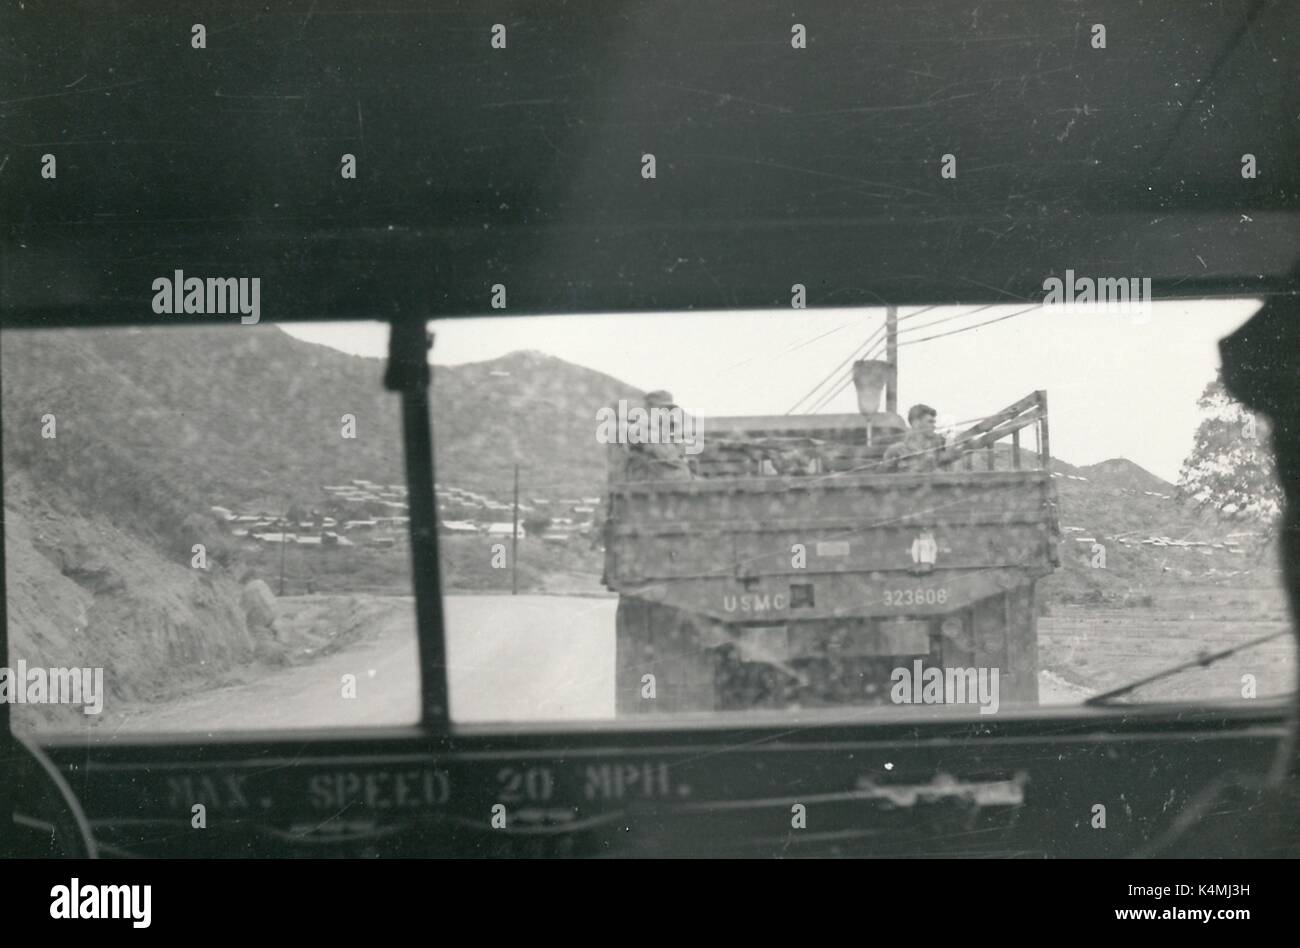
623,389,693,481
882,403,964,473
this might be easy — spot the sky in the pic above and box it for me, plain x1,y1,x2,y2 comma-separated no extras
283,299,1262,484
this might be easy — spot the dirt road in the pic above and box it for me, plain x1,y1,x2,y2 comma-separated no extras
104,593,1104,733
109,595,615,732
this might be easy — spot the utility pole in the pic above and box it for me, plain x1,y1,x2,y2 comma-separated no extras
511,464,520,595
278,524,288,596
885,305,898,415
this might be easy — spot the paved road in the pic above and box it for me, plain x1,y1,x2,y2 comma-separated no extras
109,593,1082,733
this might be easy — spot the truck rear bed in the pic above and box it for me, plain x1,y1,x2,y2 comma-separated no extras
604,470,1060,623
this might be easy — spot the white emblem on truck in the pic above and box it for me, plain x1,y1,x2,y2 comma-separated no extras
910,531,938,570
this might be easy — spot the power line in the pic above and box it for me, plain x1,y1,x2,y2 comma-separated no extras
807,375,853,414
786,328,880,414
810,303,1040,414
786,305,941,415
895,304,943,324
804,336,881,413
898,302,1043,348
895,302,1001,337
808,332,900,413
739,305,942,387
808,358,872,413
783,320,855,355
796,305,950,414
722,317,855,374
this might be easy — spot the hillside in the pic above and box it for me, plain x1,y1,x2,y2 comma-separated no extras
1042,458,1281,611
1,326,410,728
1075,457,1173,495
429,348,645,500
2,328,636,509
3,468,255,728
2,326,405,517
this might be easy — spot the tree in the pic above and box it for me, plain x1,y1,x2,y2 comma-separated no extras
1177,372,1283,543
522,515,552,537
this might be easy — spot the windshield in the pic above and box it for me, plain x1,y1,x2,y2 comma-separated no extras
3,302,1292,736
419,299,1293,723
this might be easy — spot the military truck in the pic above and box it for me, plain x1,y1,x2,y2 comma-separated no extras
603,391,1060,714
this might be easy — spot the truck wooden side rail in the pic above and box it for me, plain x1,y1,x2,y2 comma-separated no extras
604,391,1060,714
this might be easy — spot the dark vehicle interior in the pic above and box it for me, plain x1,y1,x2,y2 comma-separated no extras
3,0,1299,858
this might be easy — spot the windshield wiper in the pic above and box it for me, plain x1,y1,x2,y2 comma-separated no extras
1083,630,1294,707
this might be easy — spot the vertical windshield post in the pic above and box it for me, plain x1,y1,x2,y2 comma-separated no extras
384,318,449,729
0,330,9,745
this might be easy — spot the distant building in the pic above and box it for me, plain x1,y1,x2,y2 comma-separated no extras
441,520,480,534
254,532,297,544
486,522,525,539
